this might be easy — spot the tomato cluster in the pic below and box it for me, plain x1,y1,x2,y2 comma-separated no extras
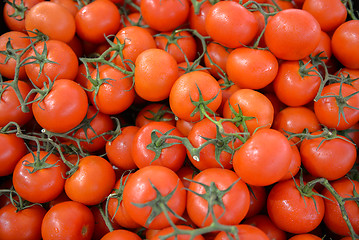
0,0,359,239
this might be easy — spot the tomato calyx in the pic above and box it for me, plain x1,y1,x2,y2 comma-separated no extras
143,104,175,123
4,0,27,21
191,0,218,15
298,60,320,79
225,101,255,137
0,188,41,212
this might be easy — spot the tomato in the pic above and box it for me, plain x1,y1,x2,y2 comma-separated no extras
65,155,116,205
267,179,325,234
321,178,359,236
87,65,135,115
41,201,95,240
101,229,142,240
243,214,287,240
272,60,321,107
176,165,197,189
287,234,322,240
265,0,295,11
120,12,158,36
75,62,96,88
12,150,67,203
306,31,332,64
0,131,27,176
203,42,232,79
50,0,79,17
169,71,222,122
24,1,76,43
186,168,250,227
233,129,292,186
135,103,176,128
151,225,205,240
222,89,274,135
186,117,242,170
188,0,213,37
134,48,178,102
140,0,190,32
331,20,359,69
264,9,321,60
24,40,78,88
0,31,31,80
300,130,357,180
131,121,186,172
205,1,258,48
90,204,120,240
244,185,267,219
0,203,46,240
122,165,187,229
314,82,359,130
75,0,121,44
32,79,88,133
155,30,197,64
302,0,347,33
226,47,278,90
175,118,195,137
0,80,34,127
336,68,359,91
280,140,301,181
214,224,270,240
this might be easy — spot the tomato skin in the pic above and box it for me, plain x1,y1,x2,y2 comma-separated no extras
0,80,34,127
280,140,301,181
32,79,88,133
331,20,359,69
0,132,27,176
41,201,95,240
122,165,187,230
0,203,46,240
314,83,359,130
244,185,267,219
101,229,142,240
12,151,67,203
214,224,270,240
187,168,250,227
75,0,121,44
205,1,258,48
267,179,325,234
24,1,76,43
336,68,359,91
135,103,176,128
203,42,232,80
233,129,292,186
321,178,359,236
151,225,205,240
288,234,322,240
226,47,278,90
188,0,212,37
65,155,116,206
264,9,321,60
243,214,287,240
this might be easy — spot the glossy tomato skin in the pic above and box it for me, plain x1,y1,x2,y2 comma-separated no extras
214,224,270,240
203,41,232,79
233,129,292,186
12,151,67,203
321,178,359,236
244,185,267,219
186,168,250,227
264,9,321,60
65,155,116,205
122,165,187,230
243,214,287,240
0,203,46,240
131,121,186,172
205,1,258,48
151,225,205,240
41,201,95,240
135,103,176,128
32,79,88,133
267,179,325,234
288,234,322,240
188,0,212,37
101,229,142,240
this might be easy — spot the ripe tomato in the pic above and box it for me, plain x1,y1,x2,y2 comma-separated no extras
12,151,67,203
101,229,142,240
186,168,250,227
267,179,325,234
134,48,178,102
151,225,205,240
0,203,46,240
122,165,187,229
214,224,270,240
75,0,121,44
140,0,190,32
24,1,76,43
321,178,359,236
169,71,222,122
233,129,292,186
131,121,186,172
264,9,321,60
50,0,79,17
314,82,359,130
65,155,116,205
288,234,322,240
306,31,332,64
280,140,301,181
90,204,120,240
24,40,78,88
0,31,31,80
188,0,213,37
203,41,232,79
243,214,287,240
205,1,258,48
336,68,359,91
244,185,267,219
175,118,195,137
226,47,278,90
135,103,176,127
32,79,88,133
120,12,158,35
41,201,95,240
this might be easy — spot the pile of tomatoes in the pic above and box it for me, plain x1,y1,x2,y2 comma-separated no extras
0,0,359,239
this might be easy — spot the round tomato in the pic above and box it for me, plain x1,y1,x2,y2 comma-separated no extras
188,0,213,37
135,103,176,128
243,214,287,240
288,234,322,240
244,185,267,219
203,41,232,79
101,229,142,240
50,0,79,16
151,225,205,240
214,224,269,240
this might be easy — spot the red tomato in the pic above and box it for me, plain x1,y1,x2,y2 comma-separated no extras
65,155,116,205
188,0,213,37
175,118,195,137
243,214,287,240
122,165,187,229
50,0,78,16
135,103,176,128
280,140,301,181
264,9,321,60
101,229,142,240
214,224,270,240
306,31,332,64
267,179,325,234
41,201,95,240
336,68,359,91
90,204,120,240
205,1,258,48
120,12,158,36
233,129,292,186
151,225,205,240
203,42,232,79
186,168,250,227
244,185,267,219
12,151,67,203
288,234,322,240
